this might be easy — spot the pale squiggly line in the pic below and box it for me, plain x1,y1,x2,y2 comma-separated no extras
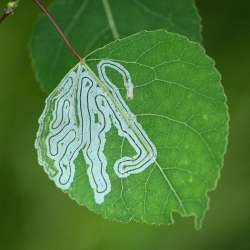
36,60,157,204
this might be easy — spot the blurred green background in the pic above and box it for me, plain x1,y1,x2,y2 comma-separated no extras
0,0,249,249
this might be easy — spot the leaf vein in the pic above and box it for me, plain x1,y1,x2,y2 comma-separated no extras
136,113,219,165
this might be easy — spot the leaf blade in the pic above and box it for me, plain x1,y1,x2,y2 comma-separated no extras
36,30,229,229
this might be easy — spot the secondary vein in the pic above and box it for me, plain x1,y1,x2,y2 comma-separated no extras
102,0,120,39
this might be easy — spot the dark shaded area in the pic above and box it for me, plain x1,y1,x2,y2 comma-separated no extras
0,0,249,249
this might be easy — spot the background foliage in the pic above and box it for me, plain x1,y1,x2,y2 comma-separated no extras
0,0,249,250
31,0,201,92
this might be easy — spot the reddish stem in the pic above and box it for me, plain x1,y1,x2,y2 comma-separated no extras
32,0,83,61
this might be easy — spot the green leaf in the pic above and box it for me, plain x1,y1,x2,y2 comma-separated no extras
31,0,201,93
35,30,229,229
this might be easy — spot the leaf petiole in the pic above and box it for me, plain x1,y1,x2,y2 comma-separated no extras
32,0,83,62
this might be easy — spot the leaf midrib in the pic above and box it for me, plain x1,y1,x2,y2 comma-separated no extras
102,0,120,40
82,61,153,157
